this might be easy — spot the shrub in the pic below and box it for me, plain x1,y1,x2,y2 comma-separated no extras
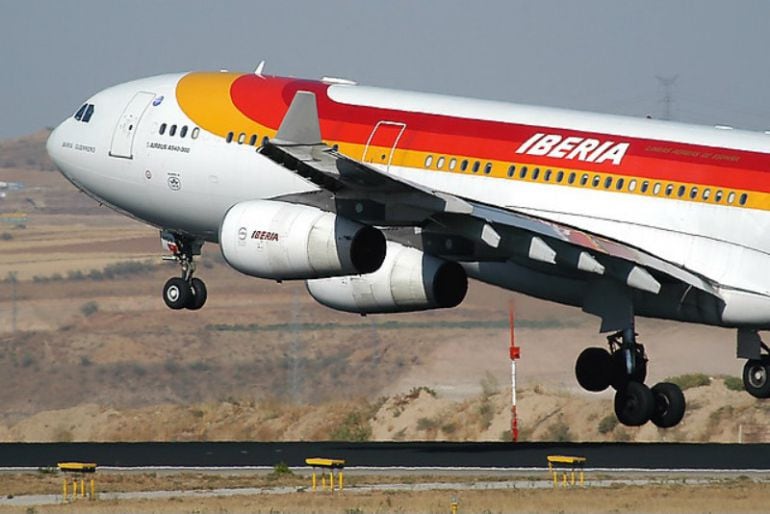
80,301,99,317
546,420,573,442
416,417,438,431
0,232,13,241
273,461,292,475
330,410,372,441
723,376,744,392
598,415,618,434
665,373,711,390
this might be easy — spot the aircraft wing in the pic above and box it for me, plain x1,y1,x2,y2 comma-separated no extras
260,91,720,300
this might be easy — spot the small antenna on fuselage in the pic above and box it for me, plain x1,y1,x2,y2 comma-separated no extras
254,60,266,77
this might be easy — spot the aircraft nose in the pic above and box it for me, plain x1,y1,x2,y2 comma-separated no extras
46,124,63,168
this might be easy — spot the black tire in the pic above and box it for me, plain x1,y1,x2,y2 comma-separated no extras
163,277,191,310
614,381,655,426
575,347,612,392
743,359,770,398
650,382,686,428
609,349,647,390
187,278,207,310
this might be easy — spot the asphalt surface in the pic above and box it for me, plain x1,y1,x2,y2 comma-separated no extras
1,442,769,470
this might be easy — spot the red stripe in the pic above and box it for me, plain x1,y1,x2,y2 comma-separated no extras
229,75,770,192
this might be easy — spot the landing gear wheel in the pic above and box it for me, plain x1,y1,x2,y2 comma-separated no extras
614,381,654,427
575,347,612,392
609,350,647,390
187,278,207,310
743,359,770,398
650,382,686,428
163,277,192,310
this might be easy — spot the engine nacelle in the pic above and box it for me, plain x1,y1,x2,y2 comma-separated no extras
306,242,468,313
219,200,385,280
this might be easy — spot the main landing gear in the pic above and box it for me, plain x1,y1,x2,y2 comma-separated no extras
160,231,207,311
575,329,686,428
739,332,770,399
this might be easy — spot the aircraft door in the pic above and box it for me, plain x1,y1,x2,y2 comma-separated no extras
362,121,406,170
109,91,156,159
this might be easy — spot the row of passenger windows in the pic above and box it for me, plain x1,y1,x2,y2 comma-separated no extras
225,131,266,146
423,155,749,206
159,123,199,139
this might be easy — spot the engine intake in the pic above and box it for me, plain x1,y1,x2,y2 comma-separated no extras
219,200,385,280
306,242,468,313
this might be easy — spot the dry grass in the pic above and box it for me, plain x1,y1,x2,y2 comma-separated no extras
1,478,769,513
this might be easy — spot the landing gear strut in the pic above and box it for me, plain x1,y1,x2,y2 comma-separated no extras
161,230,207,310
575,329,686,428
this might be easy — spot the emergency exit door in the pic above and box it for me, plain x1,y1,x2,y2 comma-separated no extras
362,121,406,170
109,91,155,159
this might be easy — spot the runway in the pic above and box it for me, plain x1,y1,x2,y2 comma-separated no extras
1,441,769,471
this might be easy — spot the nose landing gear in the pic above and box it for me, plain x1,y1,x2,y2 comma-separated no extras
575,329,686,428
160,230,207,310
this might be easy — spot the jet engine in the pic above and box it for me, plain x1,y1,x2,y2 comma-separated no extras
306,242,468,313
219,200,386,280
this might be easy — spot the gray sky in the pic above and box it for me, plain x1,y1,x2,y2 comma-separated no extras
2,0,770,139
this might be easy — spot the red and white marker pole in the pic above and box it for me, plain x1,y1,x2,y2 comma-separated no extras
509,301,521,442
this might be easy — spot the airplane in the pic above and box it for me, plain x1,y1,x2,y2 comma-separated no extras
45,67,770,431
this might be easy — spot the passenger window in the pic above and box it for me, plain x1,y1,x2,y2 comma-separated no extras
740,193,748,205
191,127,200,139
484,162,492,174
715,190,724,202
628,179,637,192
425,155,434,167
641,181,649,193
226,131,234,143
689,187,698,199
653,183,661,195
507,165,516,177
449,158,457,170
544,169,552,181
169,125,177,137
249,134,258,146
568,172,576,184
703,189,711,200
472,161,480,173
532,167,540,180
665,184,673,196
460,159,469,171
437,156,445,169
592,175,600,187
159,123,167,135
556,170,564,183
180,126,188,138
82,104,94,123
74,104,87,121
580,174,588,186
603,176,612,189
519,166,528,179
616,178,624,190
237,133,246,144
677,185,685,197
727,192,736,204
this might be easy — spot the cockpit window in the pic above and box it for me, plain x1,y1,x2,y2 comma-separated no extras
74,103,95,123
82,104,94,123
74,104,87,121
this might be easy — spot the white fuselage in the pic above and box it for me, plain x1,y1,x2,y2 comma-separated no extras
46,72,770,327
